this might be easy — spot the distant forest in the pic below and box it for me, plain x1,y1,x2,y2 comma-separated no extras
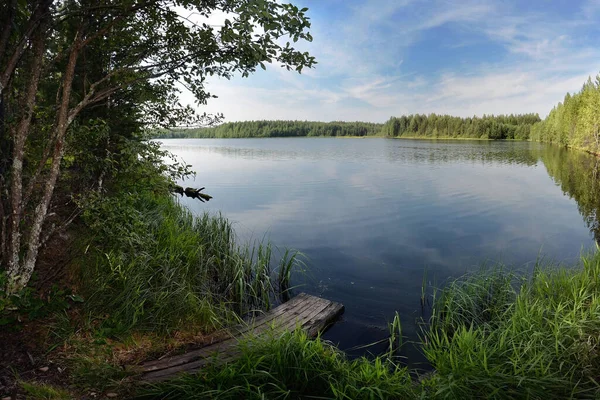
154,114,541,139
155,72,600,149
156,121,383,138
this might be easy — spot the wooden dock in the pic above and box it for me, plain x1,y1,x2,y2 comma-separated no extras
138,293,344,382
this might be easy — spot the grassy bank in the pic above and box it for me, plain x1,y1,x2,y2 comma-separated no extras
136,252,600,399
138,329,416,400
421,256,600,398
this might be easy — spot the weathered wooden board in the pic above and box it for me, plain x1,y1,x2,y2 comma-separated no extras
138,293,344,382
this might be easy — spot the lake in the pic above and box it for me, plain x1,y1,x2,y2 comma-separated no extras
159,138,599,368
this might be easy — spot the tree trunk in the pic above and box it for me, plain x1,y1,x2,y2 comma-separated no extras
6,31,82,293
0,87,8,263
5,23,48,293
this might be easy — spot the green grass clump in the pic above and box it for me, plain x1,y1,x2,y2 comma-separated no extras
422,253,600,399
80,190,300,335
19,381,72,399
138,329,416,400
428,266,518,336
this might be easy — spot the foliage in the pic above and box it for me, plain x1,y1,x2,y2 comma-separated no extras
156,120,384,138
0,0,316,293
531,73,600,153
0,271,80,328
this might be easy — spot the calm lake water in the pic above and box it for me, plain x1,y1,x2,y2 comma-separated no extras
159,138,599,367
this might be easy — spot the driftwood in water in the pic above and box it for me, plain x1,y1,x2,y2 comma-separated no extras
170,185,212,202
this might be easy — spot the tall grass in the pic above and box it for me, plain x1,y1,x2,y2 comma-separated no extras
422,253,600,398
387,311,403,360
427,266,519,336
79,191,301,334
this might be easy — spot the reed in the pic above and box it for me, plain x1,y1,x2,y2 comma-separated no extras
387,311,403,360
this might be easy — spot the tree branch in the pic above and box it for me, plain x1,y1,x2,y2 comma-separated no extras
0,0,17,65
0,0,51,88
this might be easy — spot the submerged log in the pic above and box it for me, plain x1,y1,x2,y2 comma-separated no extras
169,185,212,202
184,187,212,202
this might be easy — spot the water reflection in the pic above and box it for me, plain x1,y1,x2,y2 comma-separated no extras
384,140,541,166
160,138,598,364
540,145,600,243
161,138,542,166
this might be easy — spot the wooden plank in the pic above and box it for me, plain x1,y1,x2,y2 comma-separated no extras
144,297,335,382
141,294,323,373
142,298,333,381
143,345,239,381
141,295,328,379
138,293,344,382
232,292,311,333
230,293,331,335
143,293,313,369
274,297,331,332
306,301,345,337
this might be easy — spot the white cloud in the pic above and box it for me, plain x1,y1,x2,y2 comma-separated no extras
416,2,495,31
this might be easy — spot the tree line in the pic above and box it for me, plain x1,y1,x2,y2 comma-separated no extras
155,114,542,139
158,120,384,138
381,113,540,139
530,74,600,154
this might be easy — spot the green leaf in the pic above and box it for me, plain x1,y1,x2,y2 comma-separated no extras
68,294,85,303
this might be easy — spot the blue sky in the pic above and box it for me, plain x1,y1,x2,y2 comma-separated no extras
189,0,600,122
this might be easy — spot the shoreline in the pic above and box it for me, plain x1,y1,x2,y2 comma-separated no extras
154,135,518,141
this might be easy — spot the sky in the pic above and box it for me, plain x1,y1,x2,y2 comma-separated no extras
183,0,600,123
